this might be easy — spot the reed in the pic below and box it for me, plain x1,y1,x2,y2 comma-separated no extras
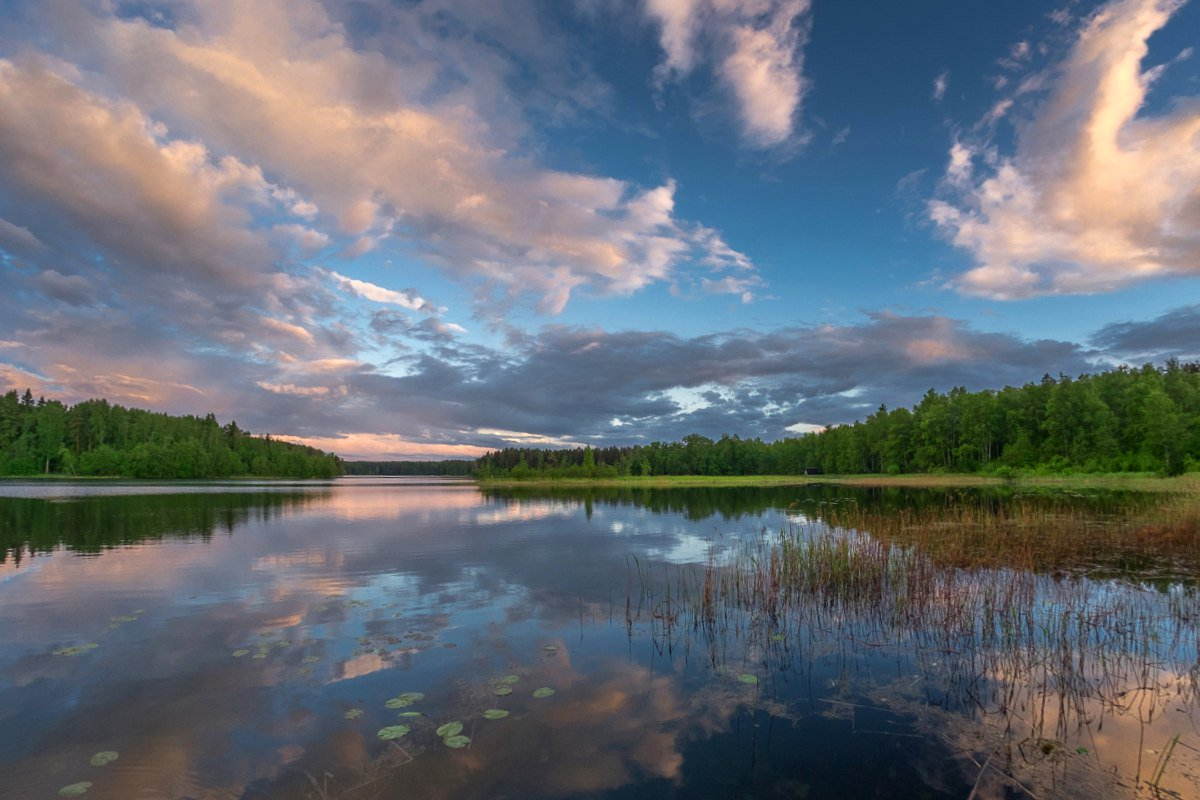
627,516,1200,791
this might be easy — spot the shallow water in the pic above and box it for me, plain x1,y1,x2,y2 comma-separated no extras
0,478,1196,799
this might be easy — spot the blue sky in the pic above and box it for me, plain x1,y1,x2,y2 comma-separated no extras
1,0,1198,458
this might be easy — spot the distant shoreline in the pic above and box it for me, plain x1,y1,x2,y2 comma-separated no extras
476,472,1200,493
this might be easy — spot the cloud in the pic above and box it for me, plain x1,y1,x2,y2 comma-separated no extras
645,0,812,148
1090,304,1200,361
294,313,1093,455
30,0,754,313
931,0,1200,299
30,269,96,307
327,271,431,312
933,71,949,102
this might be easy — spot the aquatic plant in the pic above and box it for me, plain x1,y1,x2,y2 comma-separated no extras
376,725,410,740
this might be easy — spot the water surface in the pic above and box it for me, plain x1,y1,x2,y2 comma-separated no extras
0,478,1196,799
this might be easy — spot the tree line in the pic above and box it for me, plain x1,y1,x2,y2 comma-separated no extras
0,390,341,478
476,362,1200,478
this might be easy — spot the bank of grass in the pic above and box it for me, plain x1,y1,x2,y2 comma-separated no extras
477,471,1200,493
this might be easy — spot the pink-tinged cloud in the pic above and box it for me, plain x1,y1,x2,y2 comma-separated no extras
932,0,1200,298
273,433,490,461
57,0,754,312
646,0,812,148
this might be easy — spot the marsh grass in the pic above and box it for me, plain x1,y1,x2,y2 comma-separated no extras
627,507,1200,795
812,492,1200,579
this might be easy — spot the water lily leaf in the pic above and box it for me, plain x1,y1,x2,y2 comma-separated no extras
89,751,119,766
231,649,250,658
58,782,92,797
252,652,268,660
301,656,320,664
52,644,98,657
737,674,759,685
344,709,363,720
543,645,559,652
385,692,424,709
110,615,137,624
376,725,410,740
398,711,423,717
443,734,471,749
435,721,463,738
501,674,519,685
532,687,555,698
275,640,291,648
482,709,509,720
770,633,786,642
492,686,512,696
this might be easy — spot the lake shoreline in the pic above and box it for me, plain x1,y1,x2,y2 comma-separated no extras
477,471,1200,492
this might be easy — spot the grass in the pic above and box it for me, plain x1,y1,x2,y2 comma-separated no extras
624,498,1200,793
811,492,1200,576
478,471,1200,493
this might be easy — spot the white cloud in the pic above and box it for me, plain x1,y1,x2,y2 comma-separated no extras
327,270,430,311
932,0,1200,299
932,71,949,102
646,0,812,148
56,0,755,313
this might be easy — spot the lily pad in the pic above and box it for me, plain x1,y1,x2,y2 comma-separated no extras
385,692,424,709
111,615,138,624
52,644,98,657
58,783,92,797
532,687,555,698
436,721,463,738
275,640,291,648
344,709,363,720
501,674,520,685
443,734,471,749
398,711,423,717
493,686,513,696
376,725,410,740
252,652,268,660
301,655,320,664
89,751,119,767
231,649,250,658
737,674,759,685
482,709,509,720
543,645,559,652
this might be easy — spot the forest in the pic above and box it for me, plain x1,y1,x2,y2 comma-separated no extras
0,390,341,478
476,361,1200,479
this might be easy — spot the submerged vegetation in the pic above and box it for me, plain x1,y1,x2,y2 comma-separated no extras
477,361,1200,479
0,389,341,478
624,495,1200,796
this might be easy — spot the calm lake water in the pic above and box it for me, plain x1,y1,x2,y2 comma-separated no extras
0,478,1197,799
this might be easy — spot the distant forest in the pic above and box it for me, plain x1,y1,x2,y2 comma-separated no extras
0,390,341,478
343,460,474,476
477,362,1200,479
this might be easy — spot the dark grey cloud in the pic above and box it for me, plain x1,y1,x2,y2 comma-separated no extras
1091,305,1200,363
30,269,97,307
250,313,1097,454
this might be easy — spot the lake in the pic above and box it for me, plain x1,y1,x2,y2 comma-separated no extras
1,478,1197,799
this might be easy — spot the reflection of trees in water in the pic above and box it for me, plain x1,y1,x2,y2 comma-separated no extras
0,490,325,565
629,525,1200,796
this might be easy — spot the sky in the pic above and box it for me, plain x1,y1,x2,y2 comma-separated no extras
0,0,1199,460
